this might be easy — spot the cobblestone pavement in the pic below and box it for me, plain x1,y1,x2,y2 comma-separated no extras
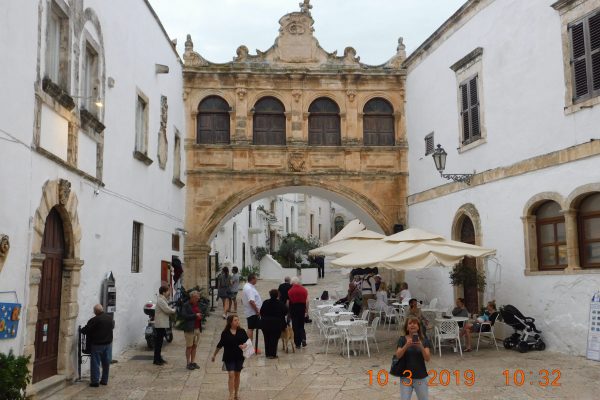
48,269,600,400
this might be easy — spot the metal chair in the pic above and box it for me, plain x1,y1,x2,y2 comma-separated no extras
344,323,370,358
383,305,401,331
476,313,499,351
366,316,380,352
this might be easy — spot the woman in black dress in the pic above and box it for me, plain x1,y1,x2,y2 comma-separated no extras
260,289,288,358
212,315,249,400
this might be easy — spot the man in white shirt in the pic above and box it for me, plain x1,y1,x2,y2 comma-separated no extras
399,282,412,304
242,273,263,342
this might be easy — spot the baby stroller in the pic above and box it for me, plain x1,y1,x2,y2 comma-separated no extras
499,304,545,353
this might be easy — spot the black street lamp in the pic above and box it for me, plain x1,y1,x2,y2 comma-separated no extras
431,144,474,185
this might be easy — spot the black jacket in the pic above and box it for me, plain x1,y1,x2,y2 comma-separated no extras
260,298,288,331
278,282,292,305
81,312,114,345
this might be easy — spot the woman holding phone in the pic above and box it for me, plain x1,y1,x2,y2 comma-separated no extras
395,316,432,400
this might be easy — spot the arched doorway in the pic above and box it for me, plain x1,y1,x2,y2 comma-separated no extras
459,216,479,314
33,207,65,383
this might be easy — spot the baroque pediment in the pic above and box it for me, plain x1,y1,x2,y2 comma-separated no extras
183,0,404,71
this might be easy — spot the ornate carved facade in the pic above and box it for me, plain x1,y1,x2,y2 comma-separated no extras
183,1,408,287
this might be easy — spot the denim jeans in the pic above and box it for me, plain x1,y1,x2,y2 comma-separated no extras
90,343,112,385
400,377,428,400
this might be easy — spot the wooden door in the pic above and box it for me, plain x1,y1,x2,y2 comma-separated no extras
253,114,285,145
308,115,340,145
161,260,171,288
33,208,64,383
459,217,479,314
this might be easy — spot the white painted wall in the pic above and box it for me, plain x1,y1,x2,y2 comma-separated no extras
0,0,185,360
405,0,600,356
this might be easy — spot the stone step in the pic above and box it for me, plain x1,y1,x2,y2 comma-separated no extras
27,374,67,400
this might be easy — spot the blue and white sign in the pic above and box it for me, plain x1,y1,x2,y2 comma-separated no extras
587,291,600,361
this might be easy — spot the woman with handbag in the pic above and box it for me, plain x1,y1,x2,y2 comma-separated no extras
393,316,432,400
211,315,249,400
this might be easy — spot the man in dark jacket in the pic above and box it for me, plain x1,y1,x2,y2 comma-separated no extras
278,276,292,306
181,291,202,370
81,304,114,387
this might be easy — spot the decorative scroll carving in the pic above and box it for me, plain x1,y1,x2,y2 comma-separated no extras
384,37,406,69
292,90,302,102
236,88,247,100
0,234,9,273
288,152,306,172
157,96,168,169
346,90,356,102
58,179,71,205
183,34,209,67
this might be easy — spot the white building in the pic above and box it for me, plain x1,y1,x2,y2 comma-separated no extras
0,0,185,391
211,194,355,268
405,0,600,355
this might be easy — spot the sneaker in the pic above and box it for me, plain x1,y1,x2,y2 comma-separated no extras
153,361,165,366
302,341,307,347
100,382,108,386
191,362,200,369
160,359,168,364
89,383,99,387
187,363,195,370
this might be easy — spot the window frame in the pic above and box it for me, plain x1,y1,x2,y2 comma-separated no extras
45,1,70,91
362,98,395,146
135,91,149,156
197,96,231,144
252,97,286,145
535,202,567,271
568,9,600,104
578,193,600,269
459,74,481,146
424,132,434,156
131,221,143,273
308,97,341,146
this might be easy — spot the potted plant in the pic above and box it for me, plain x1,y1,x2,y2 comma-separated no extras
449,263,486,290
0,351,31,400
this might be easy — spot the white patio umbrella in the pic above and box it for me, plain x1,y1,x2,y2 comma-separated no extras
328,219,365,243
330,228,496,271
308,230,385,257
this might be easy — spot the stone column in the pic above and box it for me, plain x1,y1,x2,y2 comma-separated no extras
184,244,212,289
562,209,581,270
24,253,46,374
58,258,84,378
521,215,537,273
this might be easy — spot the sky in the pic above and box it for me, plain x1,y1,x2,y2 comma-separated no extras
148,0,467,65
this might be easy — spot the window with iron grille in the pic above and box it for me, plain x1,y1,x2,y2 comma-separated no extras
131,221,142,273
569,10,600,103
459,75,481,145
424,132,434,155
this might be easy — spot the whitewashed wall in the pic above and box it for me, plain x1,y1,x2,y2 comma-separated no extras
405,0,600,355
0,0,185,358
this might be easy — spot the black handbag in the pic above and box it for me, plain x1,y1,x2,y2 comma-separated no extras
389,336,407,377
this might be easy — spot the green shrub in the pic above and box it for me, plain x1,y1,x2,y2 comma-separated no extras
449,263,486,290
240,265,260,282
0,351,31,400
254,246,268,261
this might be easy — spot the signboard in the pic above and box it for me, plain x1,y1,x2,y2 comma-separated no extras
587,291,600,362
0,302,21,340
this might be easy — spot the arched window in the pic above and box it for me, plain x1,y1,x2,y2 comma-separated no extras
308,98,341,145
579,193,600,268
536,201,566,270
253,97,286,145
334,216,345,234
363,98,394,146
197,96,230,144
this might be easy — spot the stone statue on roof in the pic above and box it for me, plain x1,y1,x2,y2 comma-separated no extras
299,0,312,15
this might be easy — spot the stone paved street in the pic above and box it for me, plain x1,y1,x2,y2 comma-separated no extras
48,270,600,400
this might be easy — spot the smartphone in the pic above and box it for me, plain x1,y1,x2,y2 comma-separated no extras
412,333,419,343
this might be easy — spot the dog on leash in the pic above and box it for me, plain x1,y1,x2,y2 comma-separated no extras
281,325,295,353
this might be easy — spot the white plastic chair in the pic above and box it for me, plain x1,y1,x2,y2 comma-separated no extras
360,309,370,321
434,320,462,357
344,323,370,358
476,314,499,351
383,305,401,331
428,298,438,309
323,327,344,354
366,316,380,352
338,314,353,322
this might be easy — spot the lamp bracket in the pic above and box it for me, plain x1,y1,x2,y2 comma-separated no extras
440,172,474,185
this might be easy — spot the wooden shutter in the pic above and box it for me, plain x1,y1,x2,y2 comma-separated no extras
570,11,600,101
460,76,480,144
571,21,589,99
591,13,600,91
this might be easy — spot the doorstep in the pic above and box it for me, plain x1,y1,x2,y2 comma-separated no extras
27,374,67,399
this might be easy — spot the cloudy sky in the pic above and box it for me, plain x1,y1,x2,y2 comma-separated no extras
148,0,466,65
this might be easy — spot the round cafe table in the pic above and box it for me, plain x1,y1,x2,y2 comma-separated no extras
316,304,337,309
324,311,353,318
334,319,367,327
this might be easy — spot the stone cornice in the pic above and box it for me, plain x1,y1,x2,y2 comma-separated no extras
551,0,582,12
408,139,600,205
450,47,484,72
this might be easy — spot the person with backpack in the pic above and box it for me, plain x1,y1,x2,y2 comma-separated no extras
218,266,232,319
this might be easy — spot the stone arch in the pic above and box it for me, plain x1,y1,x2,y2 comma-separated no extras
450,203,484,308
249,91,289,112
522,191,566,216
567,182,600,209
195,92,235,110
203,179,390,242
304,92,346,114
358,92,396,113
25,179,84,383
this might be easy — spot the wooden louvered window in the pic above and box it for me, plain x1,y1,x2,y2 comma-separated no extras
569,10,600,103
459,75,481,145
363,98,395,146
197,96,230,144
536,201,567,271
308,98,341,146
253,97,286,145
424,132,434,155
578,193,600,268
